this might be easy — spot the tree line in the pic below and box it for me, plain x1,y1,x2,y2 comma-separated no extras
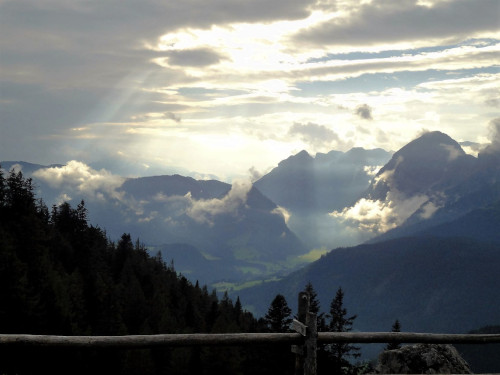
0,167,398,374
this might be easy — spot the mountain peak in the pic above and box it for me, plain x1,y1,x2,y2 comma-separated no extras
397,131,465,157
368,131,473,199
279,149,313,165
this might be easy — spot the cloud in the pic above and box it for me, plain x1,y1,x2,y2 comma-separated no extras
289,122,340,148
419,200,440,219
293,0,499,48
363,165,382,177
460,141,482,157
248,166,263,182
271,206,291,224
331,156,440,233
145,179,255,225
355,104,373,120
55,193,73,205
485,98,500,107
164,48,225,67
441,143,463,161
2,0,498,182
330,190,431,233
164,112,182,123
32,161,125,201
482,117,500,154
185,179,253,225
6,163,23,173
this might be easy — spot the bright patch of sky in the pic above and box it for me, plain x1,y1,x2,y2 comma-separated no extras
1,0,499,181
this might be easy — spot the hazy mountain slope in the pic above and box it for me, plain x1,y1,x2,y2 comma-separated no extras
255,147,391,214
398,201,500,243
254,147,391,249
0,161,64,175
236,236,500,336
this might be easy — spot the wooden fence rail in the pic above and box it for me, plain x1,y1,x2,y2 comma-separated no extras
0,332,304,348
1,292,500,374
1,331,499,348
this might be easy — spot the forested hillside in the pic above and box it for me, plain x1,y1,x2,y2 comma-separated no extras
0,167,293,375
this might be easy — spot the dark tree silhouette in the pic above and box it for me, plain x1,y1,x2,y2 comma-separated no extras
386,319,402,350
0,167,280,375
327,287,361,374
264,294,293,333
304,282,327,331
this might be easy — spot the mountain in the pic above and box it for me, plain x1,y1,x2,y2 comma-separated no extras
365,131,476,200
0,161,64,175
254,147,391,249
3,130,498,287
234,131,500,361
255,148,391,214
0,162,307,285
364,131,500,243
117,175,306,264
235,235,500,361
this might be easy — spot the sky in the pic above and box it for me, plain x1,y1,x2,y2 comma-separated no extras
1,0,499,182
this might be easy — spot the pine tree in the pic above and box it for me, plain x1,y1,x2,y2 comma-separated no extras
327,287,361,374
262,294,295,375
304,282,327,331
385,319,402,350
264,294,292,333
304,282,331,374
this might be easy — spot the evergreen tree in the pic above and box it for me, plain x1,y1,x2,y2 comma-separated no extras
304,282,332,374
0,169,302,374
0,166,6,209
304,282,327,331
327,287,361,374
385,319,402,350
262,294,295,375
264,294,293,333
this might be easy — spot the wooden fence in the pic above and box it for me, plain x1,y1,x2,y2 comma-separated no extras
1,292,499,374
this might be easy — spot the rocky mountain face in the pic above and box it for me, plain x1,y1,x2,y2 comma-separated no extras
367,131,500,243
365,131,476,201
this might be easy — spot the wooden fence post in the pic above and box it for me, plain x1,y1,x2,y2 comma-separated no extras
292,291,317,375
293,292,309,375
304,310,317,375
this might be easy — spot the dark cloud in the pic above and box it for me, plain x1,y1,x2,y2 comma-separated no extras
0,0,314,93
164,112,182,123
0,0,314,165
293,0,499,47
355,104,373,120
